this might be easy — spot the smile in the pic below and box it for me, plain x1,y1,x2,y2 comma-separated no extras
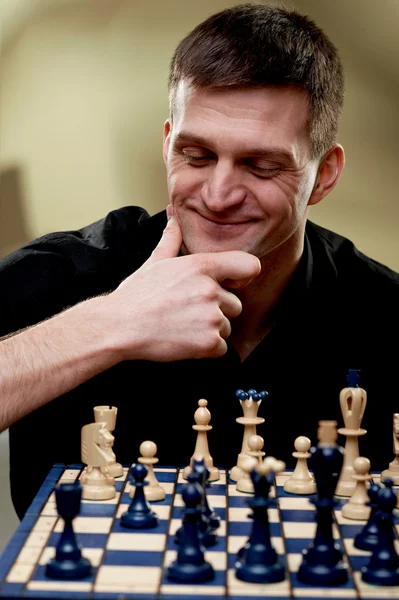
197,213,256,230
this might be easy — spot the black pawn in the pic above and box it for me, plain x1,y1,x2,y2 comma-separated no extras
354,482,381,551
361,479,399,586
235,469,285,584
121,463,158,529
45,482,92,579
167,481,214,583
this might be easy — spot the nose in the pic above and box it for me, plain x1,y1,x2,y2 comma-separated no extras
201,159,246,212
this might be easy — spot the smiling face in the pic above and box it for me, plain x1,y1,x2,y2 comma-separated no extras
163,81,322,261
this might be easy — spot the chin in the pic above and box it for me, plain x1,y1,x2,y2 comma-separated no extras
182,238,260,257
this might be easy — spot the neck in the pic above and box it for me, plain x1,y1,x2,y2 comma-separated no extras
229,228,305,357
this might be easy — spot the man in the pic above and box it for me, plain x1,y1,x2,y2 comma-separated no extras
0,4,398,519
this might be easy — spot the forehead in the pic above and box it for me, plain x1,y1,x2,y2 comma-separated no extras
172,80,310,153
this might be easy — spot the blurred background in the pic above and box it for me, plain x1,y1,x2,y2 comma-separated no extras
0,0,398,549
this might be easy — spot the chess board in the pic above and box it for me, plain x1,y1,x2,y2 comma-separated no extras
0,464,398,600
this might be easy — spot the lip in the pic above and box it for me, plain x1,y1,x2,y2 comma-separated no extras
197,212,256,229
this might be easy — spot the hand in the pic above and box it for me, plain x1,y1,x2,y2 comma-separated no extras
105,206,261,361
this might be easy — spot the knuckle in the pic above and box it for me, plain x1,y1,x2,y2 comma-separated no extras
204,333,223,355
196,254,215,275
199,280,219,302
205,308,224,328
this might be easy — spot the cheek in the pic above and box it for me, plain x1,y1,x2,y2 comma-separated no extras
257,180,294,219
269,173,310,214
168,165,201,197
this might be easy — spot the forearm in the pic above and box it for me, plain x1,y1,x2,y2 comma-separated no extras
0,297,122,431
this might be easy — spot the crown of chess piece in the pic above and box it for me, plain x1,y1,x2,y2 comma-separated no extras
230,389,267,482
136,440,165,502
121,463,158,529
342,457,371,520
236,435,265,494
183,399,219,481
335,369,367,497
45,482,92,580
284,436,316,495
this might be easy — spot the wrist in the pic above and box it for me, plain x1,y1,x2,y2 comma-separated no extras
84,294,144,364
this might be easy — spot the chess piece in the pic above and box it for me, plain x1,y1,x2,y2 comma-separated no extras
335,369,367,497
354,482,382,551
81,422,116,500
235,457,286,583
342,457,371,520
230,389,267,482
192,458,221,532
381,413,399,485
137,440,165,502
175,469,218,547
93,405,123,478
297,420,349,585
284,436,316,495
176,459,220,547
45,482,92,579
167,479,214,582
183,399,219,481
121,463,158,529
236,435,265,493
247,434,266,463
361,479,399,585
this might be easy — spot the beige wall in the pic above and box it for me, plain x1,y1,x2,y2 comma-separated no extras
0,0,398,268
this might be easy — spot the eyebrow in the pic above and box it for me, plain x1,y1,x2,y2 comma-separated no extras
174,131,295,162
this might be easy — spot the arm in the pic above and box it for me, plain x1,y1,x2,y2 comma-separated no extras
0,296,122,432
0,208,260,432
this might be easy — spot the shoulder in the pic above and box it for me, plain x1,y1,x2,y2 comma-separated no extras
0,205,163,275
306,220,399,292
0,205,165,333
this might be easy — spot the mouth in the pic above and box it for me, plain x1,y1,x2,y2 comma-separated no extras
197,212,257,230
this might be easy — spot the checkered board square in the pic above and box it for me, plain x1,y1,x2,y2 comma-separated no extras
0,465,398,600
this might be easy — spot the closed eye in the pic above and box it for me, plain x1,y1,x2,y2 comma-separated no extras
182,153,280,178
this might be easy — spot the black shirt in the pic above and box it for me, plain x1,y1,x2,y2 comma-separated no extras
1,205,398,519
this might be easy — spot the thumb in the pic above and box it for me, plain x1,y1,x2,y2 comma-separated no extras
146,204,183,265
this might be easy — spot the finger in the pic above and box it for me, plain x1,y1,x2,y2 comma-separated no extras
208,336,228,358
146,205,183,265
198,252,261,289
219,289,242,320
219,316,232,340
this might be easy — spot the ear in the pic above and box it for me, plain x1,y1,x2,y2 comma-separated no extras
163,119,172,166
308,144,345,206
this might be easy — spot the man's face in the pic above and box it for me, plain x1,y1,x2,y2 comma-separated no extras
163,81,320,259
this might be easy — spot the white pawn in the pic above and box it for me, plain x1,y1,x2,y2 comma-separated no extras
284,436,316,495
183,399,219,481
342,457,371,520
133,441,165,502
236,435,265,493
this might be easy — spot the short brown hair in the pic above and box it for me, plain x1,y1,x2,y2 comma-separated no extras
168,3,344,159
